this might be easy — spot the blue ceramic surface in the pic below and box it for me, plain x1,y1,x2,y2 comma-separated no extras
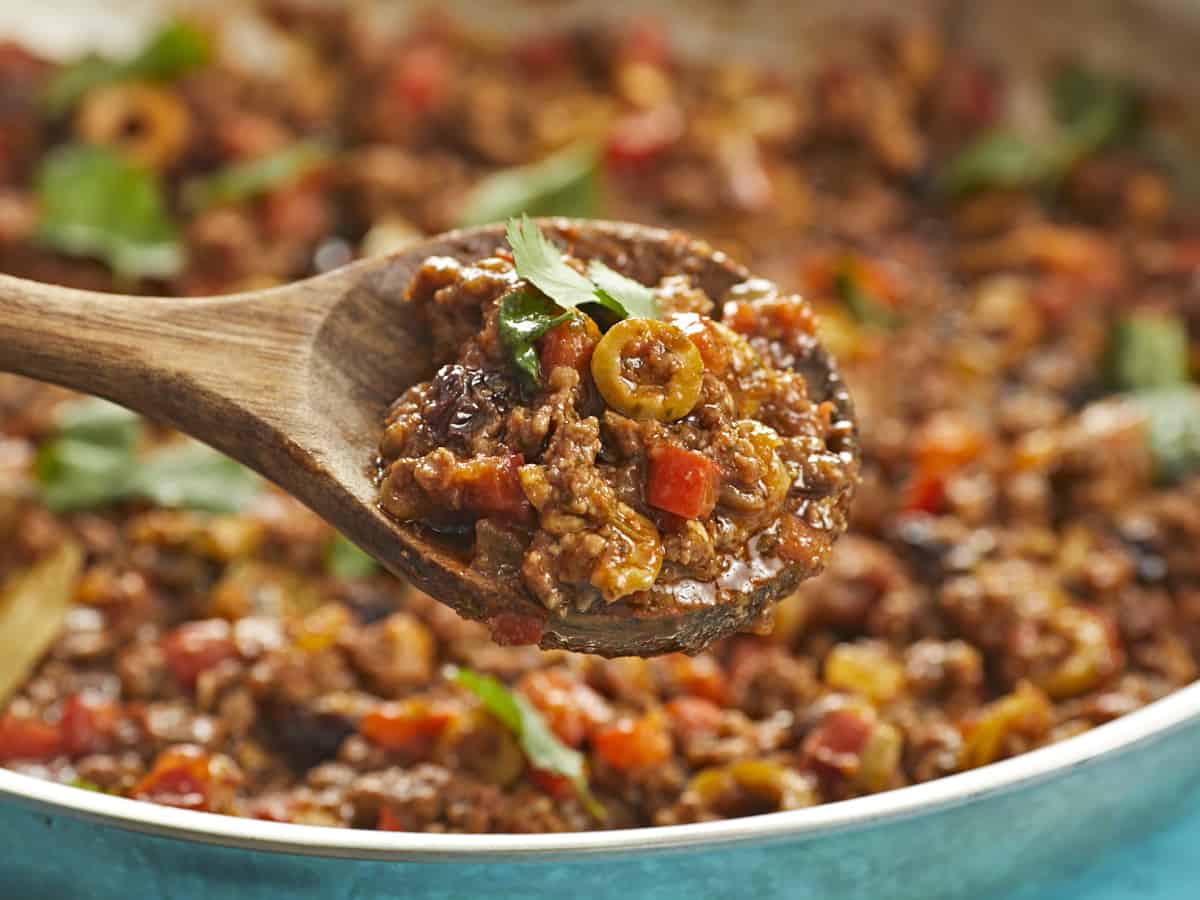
3,694,1199,900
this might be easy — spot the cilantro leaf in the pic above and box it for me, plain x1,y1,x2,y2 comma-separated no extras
36,144,184,281
325,533,380,579
55,398,140,450
587,260,659,321
834,270,901,331
505,216,659,320
457,143,601,226
45,21,210,116
183,140,333,212
937,129,1060,197
129,441,262,513
449,666,604,819
1052,64,1142,150
506,216,602,311
498,287,573,386
501,218,661,383
1106,312,1190,392
1131,387,1200,485
36,398,261,513
939,65,1143,198
36,438,136,512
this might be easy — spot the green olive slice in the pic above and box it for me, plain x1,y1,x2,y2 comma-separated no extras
590,318,704,421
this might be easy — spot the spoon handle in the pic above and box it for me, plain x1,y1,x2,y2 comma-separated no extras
0,274,191,407
0,273,326,466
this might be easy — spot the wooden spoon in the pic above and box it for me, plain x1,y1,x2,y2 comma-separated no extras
0,219,857,657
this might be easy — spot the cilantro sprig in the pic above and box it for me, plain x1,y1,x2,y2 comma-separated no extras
449,666,604,820
939,63,1143,197
1100,310,1200,484
1132,387,1200,485
36,397,261,513
500,217,660,386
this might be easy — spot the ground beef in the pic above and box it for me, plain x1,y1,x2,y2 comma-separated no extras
377,248,854,617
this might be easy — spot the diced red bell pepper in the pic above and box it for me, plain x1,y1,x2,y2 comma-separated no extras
519,669,612,748
903,469,946,514
723,294,819,345
801,709,872,778
605,105,684,170
0,714,63,762
460,454,532,521
162,619,237,687
646,445,721,520
539,315,600,380
529,767,575,801
132,745,218,811
661,653,730,705
60,694,122,758
377,805,406,831
593,713,673,770
389,45,450,117
664,696,724,740
915,412,988,471
673,313,733,375
359,699,456,754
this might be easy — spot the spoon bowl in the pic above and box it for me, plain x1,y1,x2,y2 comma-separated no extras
0,219,857,656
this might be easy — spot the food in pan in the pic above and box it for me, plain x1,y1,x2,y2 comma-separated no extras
0,9,1197,831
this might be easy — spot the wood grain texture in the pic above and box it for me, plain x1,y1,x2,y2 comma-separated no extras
0,219,858,656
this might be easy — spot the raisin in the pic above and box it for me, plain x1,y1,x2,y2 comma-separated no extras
424,364,516,446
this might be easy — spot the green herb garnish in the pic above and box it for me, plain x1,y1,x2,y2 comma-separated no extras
498,288,574,386
36,397,261,513
834,270,901,332
500,217,661,385
68,777,104,793
1106,312,1190,392
1051,64,1142,151
36,144,184,281
182,140,333,212
506,215,660,321
939,64,1143,197
325,533,380,579
449,666,604,820
457,143,601,226
131,443,261,513
936,129,1061,197
1131,387,1200,485
44,21,210,116
586,259,659,321
507,216,615,312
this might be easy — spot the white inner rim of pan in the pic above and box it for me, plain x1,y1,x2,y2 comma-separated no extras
1,680,1198,860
